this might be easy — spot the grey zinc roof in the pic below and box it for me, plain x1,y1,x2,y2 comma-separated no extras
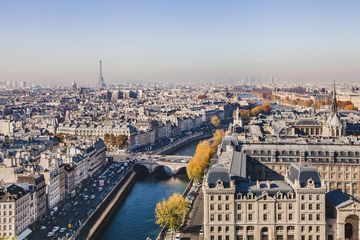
94,139,106,150
325,190,360,218
235,180,293,196
325,189,352,207
207,165,231,188
220,136,239,152
229,151,246,178
288,163,321,187
295,118,320,126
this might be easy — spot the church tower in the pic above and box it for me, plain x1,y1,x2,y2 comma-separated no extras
323,80,345,137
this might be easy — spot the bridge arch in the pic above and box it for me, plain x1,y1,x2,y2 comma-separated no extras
152,165,173,178
174,166,187,175
133,163,150,176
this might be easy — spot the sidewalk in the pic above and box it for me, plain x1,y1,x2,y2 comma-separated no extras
179,187,204,240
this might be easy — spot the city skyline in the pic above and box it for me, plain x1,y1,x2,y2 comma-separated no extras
1,0,360,85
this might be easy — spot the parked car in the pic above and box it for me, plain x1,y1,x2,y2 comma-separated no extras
175,233,181,240
200,225,204,236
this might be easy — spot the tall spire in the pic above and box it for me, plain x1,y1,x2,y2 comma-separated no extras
331,80,337,114
98,60,107,89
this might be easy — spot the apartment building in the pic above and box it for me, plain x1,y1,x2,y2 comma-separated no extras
0,184,31,239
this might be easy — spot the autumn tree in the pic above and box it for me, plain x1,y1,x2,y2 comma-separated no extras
239,109,251,120
187,130,225,182
210,116,221,128
197,94,207,99
250,106,262,117
344,104,355,110
115,134,128,147
155,193,189,233
104,133,128,149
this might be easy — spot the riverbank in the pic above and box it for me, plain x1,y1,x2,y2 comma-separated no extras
93,133,209,239
73,168,137,239
100,175,189,240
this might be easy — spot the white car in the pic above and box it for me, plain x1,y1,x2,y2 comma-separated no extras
175,233,181,240
40,226,46,230
90,195,95,200
47,231,54,237
60,227,66,233
53,226,60,232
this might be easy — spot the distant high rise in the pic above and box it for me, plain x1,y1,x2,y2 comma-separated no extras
98,60,107,89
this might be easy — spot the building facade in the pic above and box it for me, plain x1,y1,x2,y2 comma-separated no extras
203,163,327,240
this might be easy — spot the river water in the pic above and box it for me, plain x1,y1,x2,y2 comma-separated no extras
100,140,200,240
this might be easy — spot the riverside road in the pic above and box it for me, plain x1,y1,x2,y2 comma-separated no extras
29,161,133,240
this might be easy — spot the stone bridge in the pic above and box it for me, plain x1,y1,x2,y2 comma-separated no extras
108,152,191,175
135,160,189,175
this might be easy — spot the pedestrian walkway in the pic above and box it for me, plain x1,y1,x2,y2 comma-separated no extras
179,187,204,240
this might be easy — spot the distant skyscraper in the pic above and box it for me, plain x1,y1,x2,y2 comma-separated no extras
98,60,107,89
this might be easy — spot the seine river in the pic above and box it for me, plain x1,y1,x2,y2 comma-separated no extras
100,140,199,240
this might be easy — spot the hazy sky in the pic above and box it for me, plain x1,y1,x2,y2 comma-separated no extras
1,0,359,86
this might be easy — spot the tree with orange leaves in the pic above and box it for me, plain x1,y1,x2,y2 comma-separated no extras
186,130,225,182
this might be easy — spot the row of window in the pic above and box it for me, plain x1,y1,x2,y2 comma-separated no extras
240,213,296,221
246,149,360,157
0,204,13,209
0,232,14,238
301,226,321,233
300,194,321,201
210,214,230,222
210,234,296,240
0,224,13,231
210,204,230,211
0,211,13,217
210,195,230,201
300,213,322,221
0,217,13,223
301,203,321,210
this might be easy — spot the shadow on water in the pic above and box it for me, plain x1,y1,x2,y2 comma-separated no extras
133,164,173,180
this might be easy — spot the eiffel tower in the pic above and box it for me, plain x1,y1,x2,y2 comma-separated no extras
98,60,107,89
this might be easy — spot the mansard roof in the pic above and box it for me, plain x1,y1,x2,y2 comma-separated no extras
229,150,246,178
295,118,320,126
207,164,231,188
220,136,239,152
235,180,293,196
288,163,321,188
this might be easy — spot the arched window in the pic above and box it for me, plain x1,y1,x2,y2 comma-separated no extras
261,227,269,240
345,223,353,239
